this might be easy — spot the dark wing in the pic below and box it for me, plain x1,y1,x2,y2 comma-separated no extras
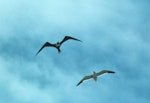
35,42,55,56
97,70,115,76
60,36,82,45
76,75,93,86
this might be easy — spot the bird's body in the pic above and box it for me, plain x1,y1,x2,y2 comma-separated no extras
93,71,97,81
36,36,82,55
76,70,115,86
54,42,61,53
55,42,61,48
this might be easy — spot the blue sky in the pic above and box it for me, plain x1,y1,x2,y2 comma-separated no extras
0,0,150,103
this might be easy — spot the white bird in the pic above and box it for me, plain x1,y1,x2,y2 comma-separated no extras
76,70,115,86
36,36,82,56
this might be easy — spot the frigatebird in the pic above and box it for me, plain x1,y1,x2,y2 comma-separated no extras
36,36,82,55
76,70,115,86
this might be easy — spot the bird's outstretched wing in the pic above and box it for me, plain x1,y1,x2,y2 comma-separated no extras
97,70,115,76
60,36,82,45
36,42,55,56
76,75,93,86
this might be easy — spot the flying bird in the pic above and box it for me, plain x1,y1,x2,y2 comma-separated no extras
36,36,82,55
76,70,115,86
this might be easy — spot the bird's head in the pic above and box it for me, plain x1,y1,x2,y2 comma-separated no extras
56,42,60,47
93,71,96,74
56,42,59,44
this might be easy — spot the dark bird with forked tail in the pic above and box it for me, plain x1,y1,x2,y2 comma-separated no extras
76,70,115,86
36,36,82,56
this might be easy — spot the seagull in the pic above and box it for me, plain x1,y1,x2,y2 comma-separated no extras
36,36,82,56
76,70,115,86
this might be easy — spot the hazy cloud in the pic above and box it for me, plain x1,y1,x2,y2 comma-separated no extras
0,0,150,103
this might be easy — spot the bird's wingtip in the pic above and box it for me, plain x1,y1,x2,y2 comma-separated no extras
76,84,80,87
109,71,115,73
76,80,83,86
35,52,39,56
111,71,115,73
79,40,83,42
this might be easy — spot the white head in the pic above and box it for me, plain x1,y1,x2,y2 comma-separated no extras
93,71,96,74
92,71,97,81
